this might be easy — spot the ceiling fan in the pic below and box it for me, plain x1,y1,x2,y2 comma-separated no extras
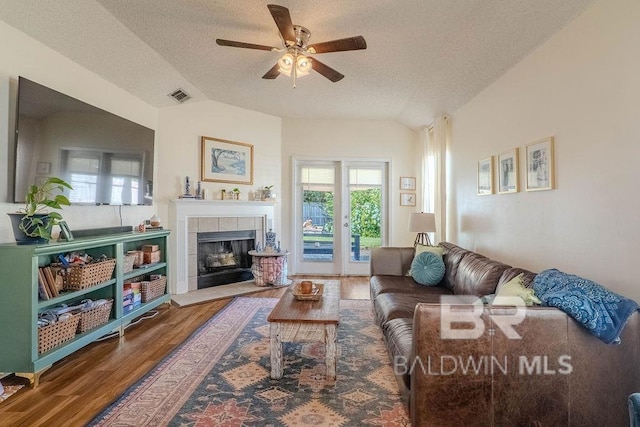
216,4,367,87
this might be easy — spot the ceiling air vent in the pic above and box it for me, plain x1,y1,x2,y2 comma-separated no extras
168,88,191,103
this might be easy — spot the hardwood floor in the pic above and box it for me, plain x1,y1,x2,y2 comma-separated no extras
0,276,370,426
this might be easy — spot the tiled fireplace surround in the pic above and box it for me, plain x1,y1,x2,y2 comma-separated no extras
169,200,275,294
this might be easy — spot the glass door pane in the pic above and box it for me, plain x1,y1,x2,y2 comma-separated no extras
348,167,383,263
300,166,336,263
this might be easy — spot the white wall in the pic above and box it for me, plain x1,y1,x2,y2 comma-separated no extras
0,19,157,243
155,100,282,234
450,0,640,299
281,118,420,270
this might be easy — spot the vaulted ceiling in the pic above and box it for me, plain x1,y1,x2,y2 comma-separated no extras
0,0,594,129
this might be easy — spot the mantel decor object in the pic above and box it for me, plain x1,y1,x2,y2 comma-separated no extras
180,176,196,199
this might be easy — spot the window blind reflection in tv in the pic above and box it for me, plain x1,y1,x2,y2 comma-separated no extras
14,77,155,205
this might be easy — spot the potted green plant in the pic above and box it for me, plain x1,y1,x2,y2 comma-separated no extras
231,187,240,200
8,177,73,244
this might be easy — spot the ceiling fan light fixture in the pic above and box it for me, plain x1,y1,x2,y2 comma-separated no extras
278,52,294,76
296,54,312,74
217,5,367,85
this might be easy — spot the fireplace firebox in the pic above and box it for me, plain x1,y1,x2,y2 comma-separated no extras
197,230,256,289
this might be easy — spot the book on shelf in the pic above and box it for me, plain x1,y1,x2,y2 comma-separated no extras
42,266,59,298
37,268,50,300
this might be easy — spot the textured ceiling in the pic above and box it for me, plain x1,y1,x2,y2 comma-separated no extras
0,0,594,129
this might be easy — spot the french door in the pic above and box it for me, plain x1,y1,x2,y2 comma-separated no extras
293,158,388,275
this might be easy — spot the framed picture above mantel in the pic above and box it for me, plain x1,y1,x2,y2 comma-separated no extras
201,136,254,185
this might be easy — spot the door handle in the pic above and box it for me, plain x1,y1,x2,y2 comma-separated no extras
344,222,349,228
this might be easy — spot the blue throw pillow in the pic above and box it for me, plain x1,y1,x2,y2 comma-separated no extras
410,251,445,286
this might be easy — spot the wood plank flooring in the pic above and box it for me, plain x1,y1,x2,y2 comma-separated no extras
0,276,370,426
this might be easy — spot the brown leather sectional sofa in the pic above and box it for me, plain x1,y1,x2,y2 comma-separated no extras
370,242,640,426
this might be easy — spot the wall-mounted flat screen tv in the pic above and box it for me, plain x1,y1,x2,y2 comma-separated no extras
14,76,155,205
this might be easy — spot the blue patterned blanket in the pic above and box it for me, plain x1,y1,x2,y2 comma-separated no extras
533,269,638,344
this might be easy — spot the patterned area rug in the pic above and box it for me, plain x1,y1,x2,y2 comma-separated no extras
90,297,410,426
0,381,24,404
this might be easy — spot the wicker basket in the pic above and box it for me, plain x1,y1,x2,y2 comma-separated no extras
38,313,80,354
63,258,116,291
123,253,137,273
77,299,113,333
140,276,167,302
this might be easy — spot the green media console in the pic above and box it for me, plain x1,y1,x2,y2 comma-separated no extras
0,229,170,387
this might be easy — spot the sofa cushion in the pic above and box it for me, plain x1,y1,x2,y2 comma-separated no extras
498,267,537,291
370,275,433,299
452,254,511,296
370,247,415,277
410,251,446,286
439,242,474,292
494,273,541,306
415,244,445,257
373,291,449,326
382,318,414,394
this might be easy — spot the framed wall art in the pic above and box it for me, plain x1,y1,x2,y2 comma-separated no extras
400,176,416,191
400,193,416,206
201,136,254,185
477,157,493,195
36,162,51,174
498,148,519,194
525,137,554,191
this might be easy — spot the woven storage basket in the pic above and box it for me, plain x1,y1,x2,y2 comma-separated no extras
38,313,80,354
140,276,167,302
77,299,113,333
123,253,136,273
63,258,116,291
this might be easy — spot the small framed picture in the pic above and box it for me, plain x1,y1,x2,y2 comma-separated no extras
58,221,74,241
498,148,519,194
36,162,51,174
400,176,416,190
526,137,554,191
477,157,493,195
400,193,416,206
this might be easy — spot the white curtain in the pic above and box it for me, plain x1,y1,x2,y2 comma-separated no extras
421,114,450,244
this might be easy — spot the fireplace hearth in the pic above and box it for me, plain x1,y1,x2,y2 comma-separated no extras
197,230,256,289
170,199,275,294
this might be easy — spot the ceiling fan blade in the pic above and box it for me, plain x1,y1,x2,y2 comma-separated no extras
267,4,296,44
308,36,367,54
216,39,277,51
262,63,281,79
311,58,344,82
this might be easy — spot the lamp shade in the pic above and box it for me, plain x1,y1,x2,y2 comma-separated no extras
409,212,436,233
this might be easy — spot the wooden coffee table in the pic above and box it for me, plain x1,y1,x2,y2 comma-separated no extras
267,280,340,380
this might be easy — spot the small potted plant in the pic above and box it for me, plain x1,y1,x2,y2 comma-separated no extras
8,177,73,244
231,188,241,200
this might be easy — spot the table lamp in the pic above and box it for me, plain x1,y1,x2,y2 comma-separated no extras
409,212,436,246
